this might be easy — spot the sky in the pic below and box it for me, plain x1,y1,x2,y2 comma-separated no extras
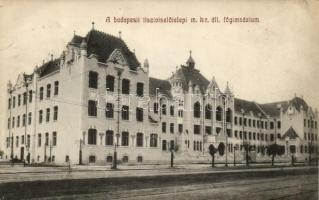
0,0,319,147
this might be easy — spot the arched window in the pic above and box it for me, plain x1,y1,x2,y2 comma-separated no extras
105,130,113,145
194,102,201,118
122,156,129,163
88,129,97,145
136,133,143,147
150,134,158,147
226,108,232,123
89,71,98,89
121,132,129,146
205,104,212,119
216,106,222,121
137,156,143,163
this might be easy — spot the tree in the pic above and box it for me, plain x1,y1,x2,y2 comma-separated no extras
0,149,3,159
243,142,250,167
308,142,314,165
267,144,285,166
218,143,225,156
209,144,217,168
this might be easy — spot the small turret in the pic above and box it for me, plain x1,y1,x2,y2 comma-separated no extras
186,50,195,69
80,38,87,56
7,80,12,93
143,59,149,73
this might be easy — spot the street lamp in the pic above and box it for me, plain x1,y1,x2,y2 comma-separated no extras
234,145,237,166
112,69,122,170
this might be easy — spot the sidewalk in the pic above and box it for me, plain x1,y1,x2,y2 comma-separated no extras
0,163,317,184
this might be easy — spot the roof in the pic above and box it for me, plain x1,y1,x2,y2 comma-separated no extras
282,127,299,139
149,77,172,98
259,101,287,117
36,59,60,78
70,30,140,70
234,98,266,117
286,97,309,112
171,66,209,93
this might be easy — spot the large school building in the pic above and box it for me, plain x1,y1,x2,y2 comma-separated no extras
3,27,318,165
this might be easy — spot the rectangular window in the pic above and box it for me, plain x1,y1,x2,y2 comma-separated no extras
235,131,238,138
23,92,27,105
270,122,274,129
53,106,58,121
121,132,129,146
270,134,274,141
39,87,43,100
239,117,242,126
27,135,30,147
8,98,11,109
170,105,174,116
253,120,256,127
39,110,43,124
150,134,158,147
21,135,24,145
277,121,281,129
52,132,57,146
38,134,41,147
22,114,26,126
89,71,98,89
304,119,306,127
12,96,15,108
136,82,144,97
17,116,20,127
162,104,167,115
136,133,143,147
15,136,19,147
88,129,97,145
54,81,59,95
265,122,268,129
7,118,10,129
154,103,159,114
18,94,21,106
234,117,238,125
194,125,201,135
28,112,32,125
12,117,15,128
162,140,167,151
253,132,256,140
46,108,50,122
46,84,51,98
105,130,114,145
105,103,114,118
205,126,212,135
122,105,129,120
162,122,166,133
29,90,33,103
248,119,251,127
136,107,143,122
106,75,115,92
243,118,247,126
170,123,174,133
122,79,130,94
88,100,97,117
178,124,183,133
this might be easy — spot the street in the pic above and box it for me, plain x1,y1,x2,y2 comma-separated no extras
0,165,317,199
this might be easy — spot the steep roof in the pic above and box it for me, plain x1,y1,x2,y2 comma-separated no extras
259,101,287,117
234,98,266,117
149,77,172,98
36,59,60,78
172,66,209,93
70,30,140,70
282,127,299,139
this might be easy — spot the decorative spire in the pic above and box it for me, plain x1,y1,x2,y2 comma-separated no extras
186,50,195,68
80,38,87,49
73,30,76,36
224,81,233,96
119,31,122,39
92,21,95,30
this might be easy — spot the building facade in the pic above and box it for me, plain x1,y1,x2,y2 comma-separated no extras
3,28,319,165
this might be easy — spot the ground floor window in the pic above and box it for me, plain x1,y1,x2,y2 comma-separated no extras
137,156,143,163
122,156,129,163
89,155,96,163
65,155,69,162
106,156,113,163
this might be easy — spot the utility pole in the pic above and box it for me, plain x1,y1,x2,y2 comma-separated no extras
79,139,83,165
112,69,122,169
8,87,13,166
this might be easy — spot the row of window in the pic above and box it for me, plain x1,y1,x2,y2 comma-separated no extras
161,123,183,134
303,132,318,141
37,132,57,147
39,106,58,124
87,129,158,147
234,117,281,130
8,112,33,129
6,135,30,148
88,71,144,96
234,130,281,141
88,155,144,163
8,82,59,110
39,81,59,100
88,101,144,121
304,119,318,129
